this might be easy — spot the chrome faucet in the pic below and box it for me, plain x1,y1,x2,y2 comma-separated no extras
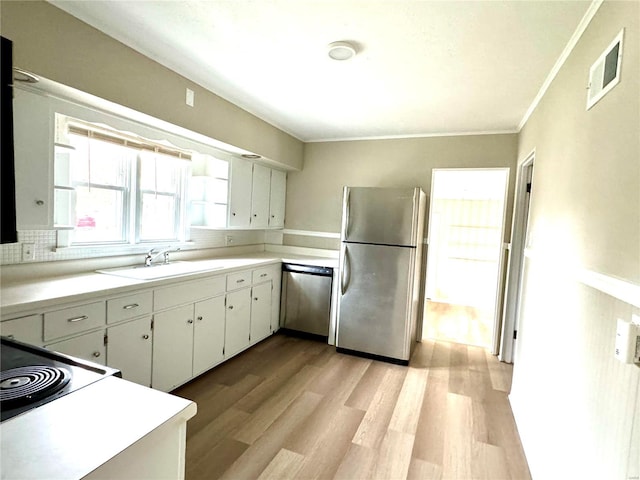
144,246,180,267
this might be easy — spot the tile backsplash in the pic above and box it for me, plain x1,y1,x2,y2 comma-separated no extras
1,228,270,266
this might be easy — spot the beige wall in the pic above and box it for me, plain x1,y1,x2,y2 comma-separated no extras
0,0,303,170
286,134,518,246
511,1,640,478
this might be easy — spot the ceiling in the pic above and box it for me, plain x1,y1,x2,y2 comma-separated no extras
50,1,592,142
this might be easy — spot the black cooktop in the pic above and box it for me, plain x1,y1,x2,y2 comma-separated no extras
0,337,120,423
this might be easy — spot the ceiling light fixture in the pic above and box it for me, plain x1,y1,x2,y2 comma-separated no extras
241,154,261,159
328,41,356,61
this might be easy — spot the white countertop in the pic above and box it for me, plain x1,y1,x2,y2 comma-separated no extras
0,376,196,480
0,251,338,318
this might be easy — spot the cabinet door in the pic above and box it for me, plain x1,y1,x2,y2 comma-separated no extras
228,157,252,228
107,317,152,387
250,282,272,344
224,288,251,358
13,88,53,229
152,305,194,392
46,330,106,366
268,169,286,228
250,163,270,229
1,314,43,345
193,295,225,376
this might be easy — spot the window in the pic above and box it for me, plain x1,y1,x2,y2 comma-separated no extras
54,116,191,246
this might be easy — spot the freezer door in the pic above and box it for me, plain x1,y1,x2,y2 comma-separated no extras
337,243,414,360
342,187,420,246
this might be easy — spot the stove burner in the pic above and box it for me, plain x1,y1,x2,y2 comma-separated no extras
0,366,70,408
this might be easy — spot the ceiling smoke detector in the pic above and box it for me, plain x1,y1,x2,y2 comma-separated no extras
328,41,356,61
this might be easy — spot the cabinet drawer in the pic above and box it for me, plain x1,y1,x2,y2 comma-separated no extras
44,301,105,341
107,291,153,324
252,266,275,284
227,270,252,291
154,275,225,311
1,314,43,345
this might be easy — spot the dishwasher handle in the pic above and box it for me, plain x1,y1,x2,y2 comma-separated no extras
282,263,333,276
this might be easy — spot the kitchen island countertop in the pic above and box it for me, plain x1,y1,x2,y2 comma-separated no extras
0,375,196,480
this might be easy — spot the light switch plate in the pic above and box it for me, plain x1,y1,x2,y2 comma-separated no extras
186,88,195,107
615,318,640,364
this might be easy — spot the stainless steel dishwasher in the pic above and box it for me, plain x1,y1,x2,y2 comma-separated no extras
281,263,333,341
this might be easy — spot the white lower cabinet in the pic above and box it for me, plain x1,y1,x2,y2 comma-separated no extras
250,282,272,345
5,262,283,393
152,305,194,392
193,295,225,377
152,295,226,391
224,288,251,358
46,330,106,366
107,317,152,387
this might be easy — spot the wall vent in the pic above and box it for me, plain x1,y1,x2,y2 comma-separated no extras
586,29,624,110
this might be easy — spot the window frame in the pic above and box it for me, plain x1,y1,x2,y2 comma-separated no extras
57,116,192,246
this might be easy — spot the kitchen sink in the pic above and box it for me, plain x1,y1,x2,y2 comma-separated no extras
97,261,223,280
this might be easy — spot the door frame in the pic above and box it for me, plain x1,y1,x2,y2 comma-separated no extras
423,167,511,352
499,150,535,363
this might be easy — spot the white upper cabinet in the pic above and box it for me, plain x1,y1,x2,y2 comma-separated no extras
13,88,53,229
269,169,286,228
250,164,270,229
227,157,287,230
228,157,253,228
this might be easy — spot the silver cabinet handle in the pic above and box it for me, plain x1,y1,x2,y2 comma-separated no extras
67,315,88,323
187,319,194,324
260,273,267,278
232,212,236,216
92,351,101,358
228,305,234,310
254,297,258,301
123,303,139,310
236,279,245,284
7,334,15,340
197,316,203,321
142,334,150,340
35,199,45,206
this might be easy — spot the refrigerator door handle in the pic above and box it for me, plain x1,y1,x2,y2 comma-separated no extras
344,188,351,239
341,247,350,296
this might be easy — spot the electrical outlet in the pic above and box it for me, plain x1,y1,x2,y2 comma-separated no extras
21,243,35,262
225,235,234,246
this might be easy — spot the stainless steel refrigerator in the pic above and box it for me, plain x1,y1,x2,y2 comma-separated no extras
336,186,426,364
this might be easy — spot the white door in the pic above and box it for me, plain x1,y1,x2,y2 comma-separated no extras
13,88,53,229
193,295,225,376
224,288,251,358
250,164,270,228
250,282,272,343
500,156,534,363
268,169,286,228
228,158,252,228
423,168,509,351
152,305,194,391
107,317,152,386
46,330,106,366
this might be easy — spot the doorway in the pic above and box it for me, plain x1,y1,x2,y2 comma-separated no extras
422,168,509,350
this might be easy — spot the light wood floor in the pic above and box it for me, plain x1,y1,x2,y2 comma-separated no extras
423,301,494,349
174,334,531,480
